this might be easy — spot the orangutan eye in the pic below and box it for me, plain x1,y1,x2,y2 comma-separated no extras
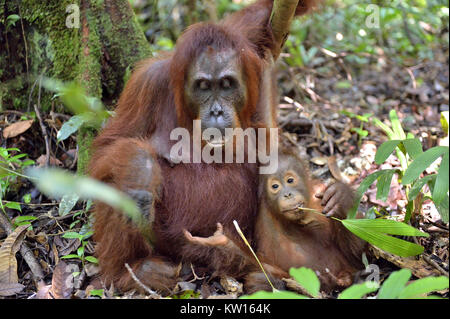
287,177,294,184
196,79,211,91
272,183,279,189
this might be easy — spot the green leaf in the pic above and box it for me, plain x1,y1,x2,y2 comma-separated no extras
433,151,449,205
22,193,31,204
435,195,449,223
62,232,82,240
5,201,21,212
88,289,104,297
441,111,449,136
351,128,369,137
61,254,80,259
403,147,449,185
335,80,352,89
377,269,411,299
14,216,37,223
402,138,423,160
375,140,402,165
340,219,429,237
289,267,320,298
398,276,449,299
77,246,84,257
58,193,79,216
338,282,379,299
6,14,20,27
409,175,436,201
340,219,425,257
85,256,98,264
389,110,406,140
27,168,142,231
241,290,308,299
373,118,395,140
348,170,397,219
57,114,92,142
376,170,396,202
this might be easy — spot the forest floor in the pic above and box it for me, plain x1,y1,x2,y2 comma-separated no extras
0,47,448,299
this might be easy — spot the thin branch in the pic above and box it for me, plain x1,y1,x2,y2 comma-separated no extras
33,75,51,167
270,0,300,59
124,263,160,298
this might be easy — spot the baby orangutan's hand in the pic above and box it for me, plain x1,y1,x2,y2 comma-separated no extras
315,182,354,219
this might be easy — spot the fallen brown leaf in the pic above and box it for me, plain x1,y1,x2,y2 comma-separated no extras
0,282,25,296
36,155,63,167
0,225,29,284
2,120,34,139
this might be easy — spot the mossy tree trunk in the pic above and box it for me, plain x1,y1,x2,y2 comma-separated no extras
0,0,152,174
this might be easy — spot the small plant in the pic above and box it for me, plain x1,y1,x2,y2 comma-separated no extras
60,228,98,267
42,79,112,143
0,147,34,216
242,266,448,299
341,110,373,147
351,110,449,224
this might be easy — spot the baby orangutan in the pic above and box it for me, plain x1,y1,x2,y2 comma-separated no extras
183,148,367,293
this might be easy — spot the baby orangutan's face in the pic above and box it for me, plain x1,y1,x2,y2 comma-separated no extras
265,158,311,222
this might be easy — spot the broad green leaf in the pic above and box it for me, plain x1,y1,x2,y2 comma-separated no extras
241,290,308,299
289,267,320,298
372,118,395,140
340,219,429,237
433,151,449,205
338,282,379,299
14,216,37,223
409,175,436,201
375,140,401,164
376,170,396,202
348,170,397,219
389,110,406,140
402,138,423,160
77,246,84,257
59,193,80,216
377,269,411,299
435,195,449,223
62,232,82,240
340,220,425,257
85,256,98,264
5,201,21,212
403,147,449,185
398,276,449,299
57,114,92,142
27,168,142,229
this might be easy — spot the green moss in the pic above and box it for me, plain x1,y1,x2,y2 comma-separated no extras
21,0,81,83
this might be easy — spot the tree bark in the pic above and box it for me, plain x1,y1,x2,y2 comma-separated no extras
0,0,152,174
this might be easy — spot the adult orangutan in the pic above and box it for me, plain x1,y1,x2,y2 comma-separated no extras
89,0,317,294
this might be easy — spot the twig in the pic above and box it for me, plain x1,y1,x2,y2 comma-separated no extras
124,263,159,298
18,4,29,77
188,263,205,282
33,75,51,167
423,255,449,277
1,200,58,207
